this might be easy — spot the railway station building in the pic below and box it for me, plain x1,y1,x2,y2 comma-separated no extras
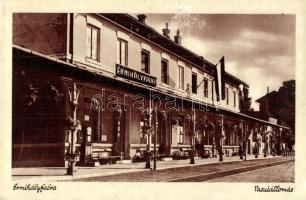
12,13,291,167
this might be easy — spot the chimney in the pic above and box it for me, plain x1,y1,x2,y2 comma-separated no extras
137,14,147,24
162,23,171,39
174,29,182,45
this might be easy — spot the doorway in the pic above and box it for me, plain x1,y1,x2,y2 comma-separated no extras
112,107,126,156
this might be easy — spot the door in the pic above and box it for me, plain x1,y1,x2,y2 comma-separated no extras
112,108,125,156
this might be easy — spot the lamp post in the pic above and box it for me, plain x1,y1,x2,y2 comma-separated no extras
214,117,224,162
254,127,259,159
152,109,167,170
238,121,246,160
65,82,82,176
239,142,243,160
244,123,247,161
189,109,196,164
238,123,243,160
153,108,157,170
145,99,153,169
212,123,215,158
220,116,225,161
262,127,268,157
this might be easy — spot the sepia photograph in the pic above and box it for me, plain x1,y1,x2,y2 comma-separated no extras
1,0,305,199
11,13,295,183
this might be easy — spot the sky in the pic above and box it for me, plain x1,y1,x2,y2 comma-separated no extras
135,14,295,110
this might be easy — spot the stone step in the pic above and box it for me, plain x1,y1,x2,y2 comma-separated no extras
162,157,173,162
86,161,100,167
116,159,132,164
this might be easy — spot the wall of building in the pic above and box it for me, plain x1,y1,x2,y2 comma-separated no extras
70,14,241,113
13,13,68,56
12,13,242,113
130,111,141,144
12,54,67,167
213,82,240,112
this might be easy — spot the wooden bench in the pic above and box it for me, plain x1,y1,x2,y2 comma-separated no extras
172,150,190,160
91,152,123,165
107,155,123,164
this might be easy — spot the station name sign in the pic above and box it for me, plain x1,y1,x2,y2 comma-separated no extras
116,64,157,87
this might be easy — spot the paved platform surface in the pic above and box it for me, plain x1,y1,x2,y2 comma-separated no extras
12,155,292,182
71,157,293,182
207,161,294,182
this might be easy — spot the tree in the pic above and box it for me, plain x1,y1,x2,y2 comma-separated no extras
266,80,295,147
268,80,295,131
240,86,252,113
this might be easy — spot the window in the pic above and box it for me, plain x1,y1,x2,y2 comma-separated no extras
172,116,184,145
139,121,147,144
178,66,184,90
177,116,184,144
86,25,100,60
116,120,121,142
192,73,197,94
211,80,214,101
233,91,236,107
117,39,128,66
204,78,208,98
141,50,150,73
226,87,229,105
161,59,169,84
178,126,184,144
